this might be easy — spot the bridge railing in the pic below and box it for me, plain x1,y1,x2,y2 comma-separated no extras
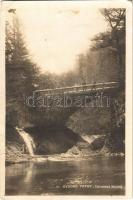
34,82,118,96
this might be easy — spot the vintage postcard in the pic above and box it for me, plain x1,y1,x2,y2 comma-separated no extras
0,0,132,199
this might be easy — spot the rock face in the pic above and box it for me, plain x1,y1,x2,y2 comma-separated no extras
66,90,125,154
102,90,125,153
6,125,86,160
6,124,106,162
66,142,90,156
64,135,106,157
66,106,111,136
90,136,105,151
25,126,85,155
6,89,125,162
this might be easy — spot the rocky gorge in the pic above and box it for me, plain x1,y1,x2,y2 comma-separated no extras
6,89,125,164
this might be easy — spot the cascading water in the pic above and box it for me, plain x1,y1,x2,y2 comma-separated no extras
16,127,35,156
81,135,102,144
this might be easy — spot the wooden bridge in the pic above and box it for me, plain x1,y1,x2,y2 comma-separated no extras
29,82,119,126
34,82,119,96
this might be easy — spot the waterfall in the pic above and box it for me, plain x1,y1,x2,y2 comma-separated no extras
81,135,101,144
16,127,35,156
81,135,95,144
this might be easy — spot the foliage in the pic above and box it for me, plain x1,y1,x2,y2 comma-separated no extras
6,13,39,126
66,8,126,87
92,8,125,87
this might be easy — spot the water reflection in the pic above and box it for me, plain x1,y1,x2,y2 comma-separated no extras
6,156,125,195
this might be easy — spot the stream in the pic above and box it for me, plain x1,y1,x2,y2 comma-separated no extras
6,155,125,195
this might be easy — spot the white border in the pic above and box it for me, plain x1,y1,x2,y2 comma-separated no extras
0,1,132,199
0,0,5,197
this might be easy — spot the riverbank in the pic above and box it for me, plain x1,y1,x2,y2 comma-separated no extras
6,143,125,165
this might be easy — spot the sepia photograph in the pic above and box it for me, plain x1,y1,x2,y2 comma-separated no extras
0,0,132,197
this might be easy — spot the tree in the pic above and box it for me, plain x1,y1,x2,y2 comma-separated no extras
37,72,56,89
89,9,125,87
100,8,125,87
6,11,39,126
97,9,125,152
100,8,125,32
